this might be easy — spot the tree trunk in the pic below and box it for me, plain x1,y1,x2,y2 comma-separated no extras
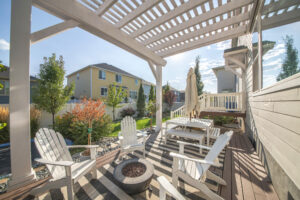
113,107,115,121
52,112,55,128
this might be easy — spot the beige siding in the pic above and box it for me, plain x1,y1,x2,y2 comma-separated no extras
238,34,300,199
67,68,91,98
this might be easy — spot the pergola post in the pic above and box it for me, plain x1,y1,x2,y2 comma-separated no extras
257,13,263,90
8,0,35,190
155,65,162,133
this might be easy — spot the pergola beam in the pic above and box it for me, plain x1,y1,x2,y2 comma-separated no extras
143,0,253,46
262,8,300,30
31,0,115,44
130,0,208,38
115,0,161,28
33,0,166,66
159,25,247,58
31,20,78,44
262,0,299,15
148,61,158,80
150,13,250,52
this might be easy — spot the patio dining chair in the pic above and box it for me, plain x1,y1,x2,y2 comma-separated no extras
31,128,98,200
118,116,147,158
169,130,233,200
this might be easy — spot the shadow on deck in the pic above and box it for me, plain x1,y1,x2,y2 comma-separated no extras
0,130,278,200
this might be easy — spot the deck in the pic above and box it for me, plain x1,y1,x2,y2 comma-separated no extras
0,128,278,200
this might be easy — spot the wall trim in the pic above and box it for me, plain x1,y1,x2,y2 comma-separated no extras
253,73,300,97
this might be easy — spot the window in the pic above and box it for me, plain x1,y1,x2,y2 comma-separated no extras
0,80,9,95
76,73,80,80
100,87,108,96
130,91,137,99
99,70,106,80
116,74,122,83
135,79,138,85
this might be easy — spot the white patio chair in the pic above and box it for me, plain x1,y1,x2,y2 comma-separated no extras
118,116,147,158
170,131,233,200
31,128,98,200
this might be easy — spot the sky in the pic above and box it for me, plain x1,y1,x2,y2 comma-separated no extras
0,1,300,93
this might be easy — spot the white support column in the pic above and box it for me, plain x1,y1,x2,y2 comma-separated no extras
155,65,162,133
257,13,263,90
8,0,35,190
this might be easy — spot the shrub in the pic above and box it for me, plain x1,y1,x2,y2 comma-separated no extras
54,112,112,145
0,107,41,144
120,107,136,118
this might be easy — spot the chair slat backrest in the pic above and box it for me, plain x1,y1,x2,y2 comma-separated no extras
120,116,137,146
200,131,233,173
34,128,72,180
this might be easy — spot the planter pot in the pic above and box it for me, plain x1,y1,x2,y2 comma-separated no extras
113,158,154,195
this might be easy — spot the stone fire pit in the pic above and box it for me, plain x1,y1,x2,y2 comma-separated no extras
113,158,154,194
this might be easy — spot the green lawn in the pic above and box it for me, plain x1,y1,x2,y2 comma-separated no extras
108,116,170,137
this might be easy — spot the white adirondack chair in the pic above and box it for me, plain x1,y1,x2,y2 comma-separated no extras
31,128,98,200
158,176,186,200
118,116,147,158
170,131,233,200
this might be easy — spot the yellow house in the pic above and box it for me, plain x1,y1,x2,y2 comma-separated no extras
67,63,143,100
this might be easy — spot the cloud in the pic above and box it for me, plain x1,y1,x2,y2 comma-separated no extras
263,41,285,61
0,39,9,50
215,40,231,50
263,74,277,88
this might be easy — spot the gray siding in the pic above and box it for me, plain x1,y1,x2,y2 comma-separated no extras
216,69,236,93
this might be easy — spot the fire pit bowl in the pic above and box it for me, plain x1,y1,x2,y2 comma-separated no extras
113,158,154,194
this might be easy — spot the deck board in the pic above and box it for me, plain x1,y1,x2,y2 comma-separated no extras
0,130,279,200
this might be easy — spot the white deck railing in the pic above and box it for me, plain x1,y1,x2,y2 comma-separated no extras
170,92,244,118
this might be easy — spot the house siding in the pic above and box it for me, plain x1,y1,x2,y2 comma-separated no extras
215,69,236,93
238,34,300,200
67,68,91,98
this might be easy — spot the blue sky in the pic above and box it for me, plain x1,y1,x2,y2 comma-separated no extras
0,1,299,92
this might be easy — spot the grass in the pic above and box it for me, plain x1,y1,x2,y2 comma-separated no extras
108,116,170,137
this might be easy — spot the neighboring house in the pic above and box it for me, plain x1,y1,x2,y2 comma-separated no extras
212,66,237,93
0,66,38,104
163,85,185,102
67,63,150,102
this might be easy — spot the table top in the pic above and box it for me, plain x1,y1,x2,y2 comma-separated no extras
166,117,213,129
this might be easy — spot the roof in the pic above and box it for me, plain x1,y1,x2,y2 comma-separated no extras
67,63,142,80
212,66,226,76
0,66,38,81
142,79,155,86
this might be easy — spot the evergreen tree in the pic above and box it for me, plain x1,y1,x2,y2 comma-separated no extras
194,56,204,95
33,54,74,127
137,84,146,117
149,84,155,101
277,35,299,81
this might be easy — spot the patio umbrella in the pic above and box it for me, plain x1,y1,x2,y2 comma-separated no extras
185,68,199,118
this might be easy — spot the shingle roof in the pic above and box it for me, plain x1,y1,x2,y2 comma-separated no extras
89,63,141,80
0,66,38,80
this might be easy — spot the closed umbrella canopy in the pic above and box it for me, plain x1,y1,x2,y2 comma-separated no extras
185,68,199,116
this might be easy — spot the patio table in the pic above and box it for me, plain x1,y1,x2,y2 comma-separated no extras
165,117,214,153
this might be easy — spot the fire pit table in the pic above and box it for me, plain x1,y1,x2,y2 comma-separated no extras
113,158,154,195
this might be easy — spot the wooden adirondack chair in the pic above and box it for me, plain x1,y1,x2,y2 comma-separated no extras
118,116,147,158
31,128,98,200
170,131,233,200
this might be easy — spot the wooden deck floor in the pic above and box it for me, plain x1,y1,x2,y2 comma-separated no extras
0,130,278,200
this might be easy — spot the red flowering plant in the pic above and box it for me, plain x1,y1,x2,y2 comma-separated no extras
72,97,106,146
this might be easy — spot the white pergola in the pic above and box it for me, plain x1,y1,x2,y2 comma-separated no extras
9,0,300,189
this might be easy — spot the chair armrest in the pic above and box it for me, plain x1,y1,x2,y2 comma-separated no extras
67,145,98,149
118,132,124,140
137,131,147,137
170,152,220,167
35,158,74,167
157,176,185,200
177,141,211,150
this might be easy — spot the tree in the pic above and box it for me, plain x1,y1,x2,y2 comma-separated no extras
146,100,156,130
277,35,299,81
149,85,155,102
106,83,126,121
33,54,74,127
72,98,105,145
137,84,146,117
164,90,176,112
0,61,7,130
194,56,204,95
